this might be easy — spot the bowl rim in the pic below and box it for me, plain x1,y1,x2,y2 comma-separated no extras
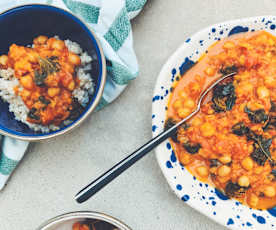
0,4,106,141
36,211,132,230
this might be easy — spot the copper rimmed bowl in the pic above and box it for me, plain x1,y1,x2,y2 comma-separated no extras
37,211,131,230
0,4,106,141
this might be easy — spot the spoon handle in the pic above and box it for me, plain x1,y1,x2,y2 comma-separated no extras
75,111,196,203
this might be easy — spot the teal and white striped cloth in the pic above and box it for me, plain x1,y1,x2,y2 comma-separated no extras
0,0,146,190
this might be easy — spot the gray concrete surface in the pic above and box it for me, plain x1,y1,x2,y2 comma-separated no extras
1,0,276,229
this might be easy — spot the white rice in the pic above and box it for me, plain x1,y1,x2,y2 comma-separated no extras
0,39,95,133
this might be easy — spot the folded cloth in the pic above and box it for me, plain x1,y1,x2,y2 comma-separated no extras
0,0,146,190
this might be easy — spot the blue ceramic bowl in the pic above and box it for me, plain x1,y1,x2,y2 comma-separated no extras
0,4,106,141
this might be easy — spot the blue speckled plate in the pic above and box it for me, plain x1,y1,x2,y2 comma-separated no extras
152,16,276,230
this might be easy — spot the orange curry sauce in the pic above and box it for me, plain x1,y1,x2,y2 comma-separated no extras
0,36,82,126
167,31,276,209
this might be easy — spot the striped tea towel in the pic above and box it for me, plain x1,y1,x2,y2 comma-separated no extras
0,0,147,190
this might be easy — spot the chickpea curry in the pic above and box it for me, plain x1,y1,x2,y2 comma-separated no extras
0,35,83,126
73,220,118,230
166,31,276,209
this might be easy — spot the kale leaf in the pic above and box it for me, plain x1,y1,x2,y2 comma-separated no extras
34,56,60,87
232,122,249,136
68,98,84,121
209,159,220,168
212,82,236,113
27,107,40,120
231,121,274,166
263,116,276,131
219,65,238,76
250,137,272,166
183,142,201,154
164,118,178,143
225,181,249,198
244,106,268,124
38,96,50,105
270,101,276,112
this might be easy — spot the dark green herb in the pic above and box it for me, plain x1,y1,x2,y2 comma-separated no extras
225,181,249,198
183,142,201,154
231,122,275,166
28,107,40,120
250,136,273,166
81,218,117,230
164,118,178,143
211,82,236,113
209,159,220,168
34,69,47,86
68,98,84,121
259,192,265,197
232,122,249,136
219,65,238,75
270,101,276,112
34,56,60,87
263,116,276,131
181,122,190,130
244,106,268,124
38,96,50,105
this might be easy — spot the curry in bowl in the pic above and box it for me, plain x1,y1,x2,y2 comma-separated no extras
166,31,276,209
0,35,94,133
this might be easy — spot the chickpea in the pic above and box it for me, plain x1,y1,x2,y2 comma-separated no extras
183,98,195,109
73,223,81,230
20,89,31,99
241,157,253,171
177,107,191,118
242,83,253,93
20,75,33,90
264,76,275,88
257,86,270,99
190,82,200,95
81,225,90,230
218,165,231,177
204,67,215,76
200,122,215,137
248,145,254,153
263,186,276,198
0,55,8,66
27,51,38,63
239,55,245,65
63,63,74,74
196,166,209,177
179,91,188,99
179,153,191,165
51,39,65,50
191,117,202,126
68,52,81,66
218,155,232,164
238,175,250,187
255,167,263,174
173,99,182,109
268,38,275,46
209,167,217,174
67,81,75,91
34,35,48,45
248,194,259,207
48,87,60,97
223,41,235,49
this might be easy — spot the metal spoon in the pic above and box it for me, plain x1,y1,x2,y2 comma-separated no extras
75,72,236,203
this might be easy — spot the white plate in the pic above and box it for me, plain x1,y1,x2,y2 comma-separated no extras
152,16,276,230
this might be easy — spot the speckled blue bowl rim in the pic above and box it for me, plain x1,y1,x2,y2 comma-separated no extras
0,4,106,141
152,16,276,230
